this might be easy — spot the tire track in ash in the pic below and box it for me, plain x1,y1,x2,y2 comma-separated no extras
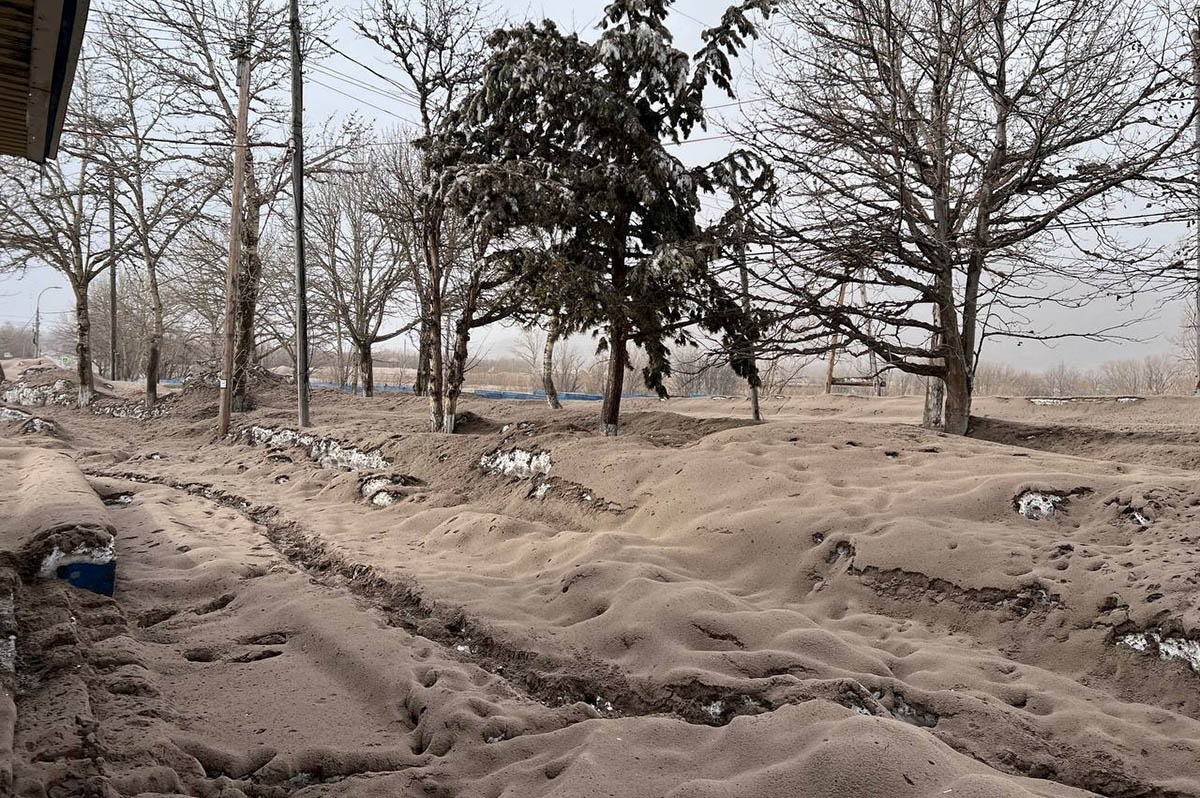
89,468,883,729
85,467,1187,798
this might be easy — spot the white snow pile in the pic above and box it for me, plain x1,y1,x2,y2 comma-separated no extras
248,425,389,471
36,535,117,579
1028,397,1068,406
479,448,552,480
2,379,72,407
1016,490,1066,520
1118,630,1200,675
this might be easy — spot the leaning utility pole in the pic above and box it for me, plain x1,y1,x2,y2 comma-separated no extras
218,41,253,439
290,0,311,426
108,174,118,380
1193,20,1200,394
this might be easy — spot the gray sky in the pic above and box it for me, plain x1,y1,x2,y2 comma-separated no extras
0,0,1189,369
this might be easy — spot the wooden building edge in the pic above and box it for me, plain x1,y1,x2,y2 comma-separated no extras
1,0,91,163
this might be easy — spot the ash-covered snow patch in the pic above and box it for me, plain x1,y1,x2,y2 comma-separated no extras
0,406,56,434
1118,630,1200,674
1016,491,1065,520
2,379,72,407
358,473,422,507
1029,395,1143,406
101,492,133,507
248,425,389,471
890,697,938,728
0,591,14,674
37,536,116,579
91,398,173,419
1014,488,1091,520
479,448,552,480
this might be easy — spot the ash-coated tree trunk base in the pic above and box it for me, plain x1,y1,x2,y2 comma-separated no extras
922,377,944,431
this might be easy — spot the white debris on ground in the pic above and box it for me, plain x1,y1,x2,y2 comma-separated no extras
479,448,552,480
1016,491,1065,520
1029,398,1069,406
36,536,117,579
705,700,725,720
248,426,389,471
1118,630,1200,674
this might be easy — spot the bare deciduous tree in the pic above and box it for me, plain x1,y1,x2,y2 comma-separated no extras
0,70,123,405
93,22,222,408
357,0,489,429
310,159,412,397
747,0,1194,434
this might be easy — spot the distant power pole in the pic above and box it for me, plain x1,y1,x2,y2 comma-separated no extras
108,174,118,380
218,41,253,439
290,0,311,427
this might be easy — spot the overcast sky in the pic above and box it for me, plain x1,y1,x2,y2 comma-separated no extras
0,0,1188,369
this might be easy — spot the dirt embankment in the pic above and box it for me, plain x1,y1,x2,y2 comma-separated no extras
2,392,1199,797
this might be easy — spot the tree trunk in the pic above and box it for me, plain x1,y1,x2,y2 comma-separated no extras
73,285,94,407
358,342,374,398
442,316,470,433
600,327,626,436
232,194,263,412
425,231,445,432
922,303,945,431
543,314,562,410
942,355,971,435
600,216,630,436
922,377,944,431
145,264,163,410
443,274,482,434
414,317,430,396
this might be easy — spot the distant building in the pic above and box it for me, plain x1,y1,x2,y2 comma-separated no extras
0,0,91,162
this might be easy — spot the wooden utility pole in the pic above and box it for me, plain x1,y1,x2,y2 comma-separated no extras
108,175,117,380
735,203,760,420
824,282,848,394
290,0,311,426
1193,21,1200,394
218,42,252,439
